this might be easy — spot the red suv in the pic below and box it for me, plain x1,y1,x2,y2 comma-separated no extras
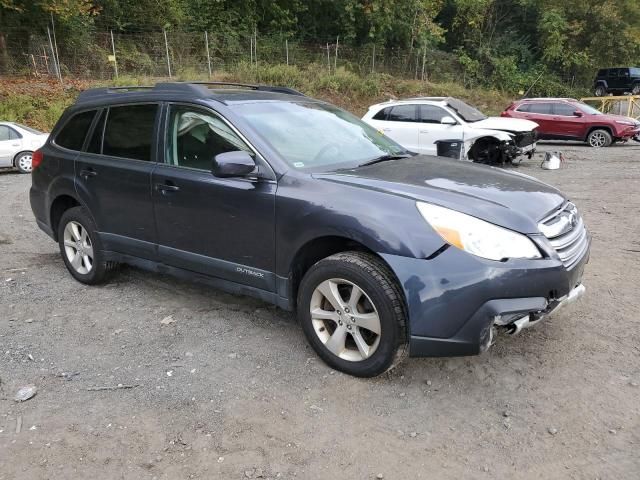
502,98,640,147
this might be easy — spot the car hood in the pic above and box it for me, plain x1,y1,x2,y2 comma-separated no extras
469,117,538,133
315,156,565,234
588,113,640,125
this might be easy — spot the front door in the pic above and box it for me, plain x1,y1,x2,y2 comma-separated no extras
152,104,276,291
417,104,463,155
75,104,160,259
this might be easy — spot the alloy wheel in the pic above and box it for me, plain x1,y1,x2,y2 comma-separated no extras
589,131,607,147
310,278,381,362
17,153,32,172
63,221,94,274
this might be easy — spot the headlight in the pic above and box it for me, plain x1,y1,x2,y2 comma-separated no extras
416,202,542,261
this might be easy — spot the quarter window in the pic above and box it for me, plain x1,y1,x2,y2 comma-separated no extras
103,104,158,161
418,105,447,123
387,105,418,122
167,106,250,171
372,107,391,120
0,125,20,141
55,110,96,151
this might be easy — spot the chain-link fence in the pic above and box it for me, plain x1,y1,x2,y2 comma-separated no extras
0,27,463,83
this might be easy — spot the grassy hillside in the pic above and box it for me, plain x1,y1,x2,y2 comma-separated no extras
0,64,519,132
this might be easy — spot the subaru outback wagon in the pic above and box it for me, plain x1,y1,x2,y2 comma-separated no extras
30,82,590,377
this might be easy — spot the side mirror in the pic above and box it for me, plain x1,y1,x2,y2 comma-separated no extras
441,116,457,125
574,111,584,117
212,151,256,178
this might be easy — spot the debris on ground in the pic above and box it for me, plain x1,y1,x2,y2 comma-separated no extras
160,315,175,325
14,385,37,402
87,384,139,392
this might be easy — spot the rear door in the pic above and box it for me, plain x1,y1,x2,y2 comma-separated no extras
0,125,22,166
75,103,160,259
522,102,554,137
367,105,420,152
417,104,463,155
152,103,276,291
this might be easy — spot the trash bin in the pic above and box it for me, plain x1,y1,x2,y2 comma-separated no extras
435,139,463,159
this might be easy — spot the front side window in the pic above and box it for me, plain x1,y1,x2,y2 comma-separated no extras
387,105,418,122
55,110,95,150
167,106,250,171
103,104,158,161
0,125,20,141
418,105,447,124
553,103,578,116
230,101,408,172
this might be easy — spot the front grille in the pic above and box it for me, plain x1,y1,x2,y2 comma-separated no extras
539,202,589,269
514,131,536,148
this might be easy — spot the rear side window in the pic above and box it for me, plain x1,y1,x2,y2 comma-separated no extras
372,107,391,120
553,103,577,116
528,103,553,115
387,105,418,122
418,105,447,123
597,69,606,77
608,69,618,78
516,104,531,113
0,125,21,141
103,104,158,161
55,110,96,150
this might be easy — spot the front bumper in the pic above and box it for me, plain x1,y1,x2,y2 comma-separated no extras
380,236,590,357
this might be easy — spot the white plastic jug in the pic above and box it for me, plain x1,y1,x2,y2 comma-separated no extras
541,151,562,170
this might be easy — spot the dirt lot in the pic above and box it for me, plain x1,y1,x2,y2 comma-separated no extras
1,142,639,480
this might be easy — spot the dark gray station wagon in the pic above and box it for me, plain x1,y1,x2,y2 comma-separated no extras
30,82,590,377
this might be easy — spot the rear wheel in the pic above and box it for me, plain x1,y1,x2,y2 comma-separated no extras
57,206,117,285
594,85,607,97
632,84,640,95
297,252,408,377
14,151,33,174
587,129,612,148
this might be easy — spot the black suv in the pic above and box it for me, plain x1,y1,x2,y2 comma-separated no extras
594,67,640,96
30,82,590,377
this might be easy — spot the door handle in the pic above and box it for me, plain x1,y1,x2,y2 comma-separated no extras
80,168,97,179
11,143,20,147
419,130,429,133
382,128,391,132
155,182,180,194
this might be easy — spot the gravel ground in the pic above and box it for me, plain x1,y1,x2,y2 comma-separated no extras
1,142,639,480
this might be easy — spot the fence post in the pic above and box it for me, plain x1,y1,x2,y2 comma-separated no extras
46,27,60,81
285,39,289,65
205,31,212,79
326,42,330,73
254,28,258,67
110,30,119,79
421,45,426,81
371,44,375,74
334,36,339,71
163,29,172,78
50,13,62,82
250,35,253,65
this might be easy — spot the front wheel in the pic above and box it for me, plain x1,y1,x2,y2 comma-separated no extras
297,252,408,377
14,151,33,174
57,206,117,285
587,129,612,148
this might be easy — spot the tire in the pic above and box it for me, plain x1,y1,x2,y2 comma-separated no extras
632,84,640,96
469,138,502,164
57,206,117,285
297,251,408,377
587,129,612,148
14,151,33,174
594,85,607,97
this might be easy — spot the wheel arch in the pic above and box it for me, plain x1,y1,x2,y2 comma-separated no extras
287,235,401,310
49,194,82,241
585,125,613,141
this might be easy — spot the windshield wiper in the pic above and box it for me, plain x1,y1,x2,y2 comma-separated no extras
358,153,413,167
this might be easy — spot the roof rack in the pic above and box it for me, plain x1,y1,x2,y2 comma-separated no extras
76,81,305,103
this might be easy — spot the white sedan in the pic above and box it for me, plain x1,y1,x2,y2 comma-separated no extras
362,97,539,164
0,122,49,173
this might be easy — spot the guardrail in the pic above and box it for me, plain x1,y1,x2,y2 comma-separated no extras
580,95,640,120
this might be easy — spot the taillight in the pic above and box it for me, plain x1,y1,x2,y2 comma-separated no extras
31,150,43,171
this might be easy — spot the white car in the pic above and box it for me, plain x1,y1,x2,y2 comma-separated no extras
362,97,539,164
0,122,49,173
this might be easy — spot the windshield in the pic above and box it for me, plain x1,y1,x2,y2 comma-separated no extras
576,103,603,115
15,123,44,135
445,98,487,122
230,101,409,171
